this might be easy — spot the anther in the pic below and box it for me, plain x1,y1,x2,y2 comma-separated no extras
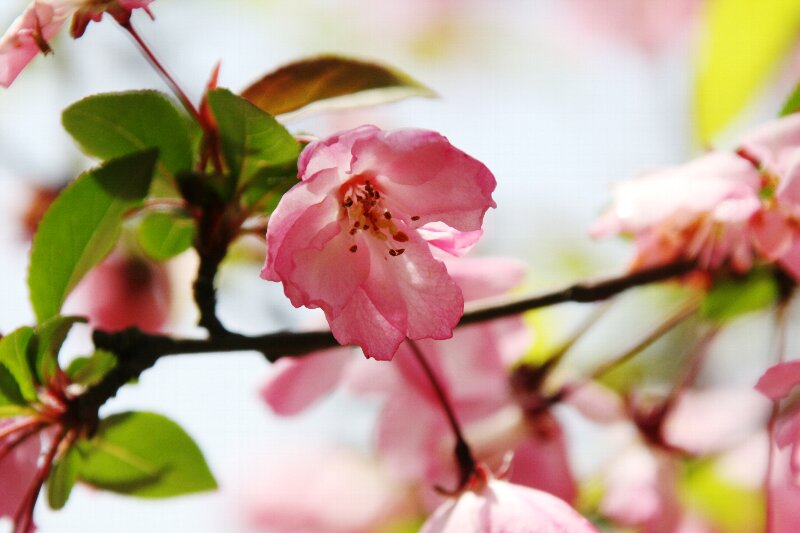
350,245,358,253
344,198,353,207
411,216,420,221
393,231,409,242
389,249,398,256
384,212,392,220
349,228,357,235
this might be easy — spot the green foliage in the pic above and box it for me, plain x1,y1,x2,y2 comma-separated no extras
0,327,37,402
701,269,778,322
30,316,86,386
48,446,82,510
681,460,765,532
62,91,196,187
780,82,800,116
0,364,26,411
66,350,117,388
78,412,217,498
137,211,196,261
695,0,800,143
206,88,300,193
28,150,157,323
241,55,435,117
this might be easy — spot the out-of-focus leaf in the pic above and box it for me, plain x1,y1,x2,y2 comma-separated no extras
241,55,435,118
780,82,800,116
78,412,217,498
29,316,85,386
47,446,81,510
62,91,196,187
0,327,36,402
206,88,300,192
0,364,25,408
66,350,117,388
137,211,196,261
28,151,157,323
681,459,764,532
701,270,778,322
695,0,800,143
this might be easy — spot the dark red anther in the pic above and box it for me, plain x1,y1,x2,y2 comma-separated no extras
349,245,358,253
393,231,409,242
411,216,420,221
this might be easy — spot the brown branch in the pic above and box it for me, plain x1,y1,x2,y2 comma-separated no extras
70,260,695,426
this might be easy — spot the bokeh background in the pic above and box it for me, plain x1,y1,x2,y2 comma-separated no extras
1,0,799,531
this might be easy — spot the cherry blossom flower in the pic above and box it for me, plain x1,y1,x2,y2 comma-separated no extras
0,0,154,88
68,252,171,333
240,447,416,533
592,114,800,278
262,125,496,360
420,474,597,533
757,360,800,485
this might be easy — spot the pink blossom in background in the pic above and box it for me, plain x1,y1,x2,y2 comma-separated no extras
0,0,154,88
592,114,800,278
262,125,496,360
240,448,416,533
757,360,800,484
420,476,598,533
563,0,700,55
0,420,42,524
68,252,171,333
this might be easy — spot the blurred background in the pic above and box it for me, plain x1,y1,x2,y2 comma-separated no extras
1,0,799,531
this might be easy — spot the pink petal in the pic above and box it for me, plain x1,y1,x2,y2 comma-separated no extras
0,2,70,88
360,228,464,348
442,256,526,302
751,210,794,260
260,349,351,415
740,113,800,177
756,361,800,401
417,222,482,256
327,288,407,360
351,128,497,232
297,125,381,180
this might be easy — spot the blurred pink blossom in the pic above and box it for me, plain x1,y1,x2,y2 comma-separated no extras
420,476,597,533
0,0,153,87
0,420,42,523
592,114,800,279
262,125,496,360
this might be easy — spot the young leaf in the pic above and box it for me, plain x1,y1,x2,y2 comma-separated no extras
66,350,117,387
137,211,196,261
28,150,157,323
62,91,196,186
241,55,435,118
0,327,37,402
695,0,800,143
701,270,778,322
0,364,25,408
47,445,82,510
29,316,86,386
78,412,217,498
780,82,800,116
206,88,300,191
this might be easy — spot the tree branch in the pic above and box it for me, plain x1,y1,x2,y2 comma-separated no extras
70,259,695,425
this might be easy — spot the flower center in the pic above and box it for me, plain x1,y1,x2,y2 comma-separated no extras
340,178,409,256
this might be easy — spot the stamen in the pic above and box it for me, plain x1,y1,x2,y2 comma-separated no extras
350,245,358,253
384,212,392,220
411,216,420,221
393,231,409,242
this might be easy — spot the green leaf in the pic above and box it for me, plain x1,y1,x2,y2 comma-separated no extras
28,316,85,385
66,350,117,388
48,446,81,510
0,364,25,407
206,88,300,191
0,327,37,402
681,459,764,532
62,91,195,186
780,82,800,116
701,269,778,322
241,164,298,214
241,55,435,118
695,0,800,143
79,412,217,498
137,211,196,261
28,150,157,323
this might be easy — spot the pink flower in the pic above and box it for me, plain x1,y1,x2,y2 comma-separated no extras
0,420,42,523
68,252,171,333
0,0,153,88
757,360,800,484
240,447,416,533
591,151,762,272
593,114,800,279
420,476,597,533
262,125,496,360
